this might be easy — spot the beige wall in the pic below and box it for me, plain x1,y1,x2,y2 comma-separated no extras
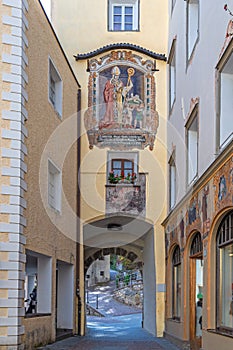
51,0,168,337
21,0,80,347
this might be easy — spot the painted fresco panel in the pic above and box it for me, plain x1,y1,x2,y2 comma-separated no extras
165,157,233,255
84,50,159,150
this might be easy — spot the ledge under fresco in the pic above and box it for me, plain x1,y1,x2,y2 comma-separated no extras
106,173,146,216
165,156,233,255
84,50,159,151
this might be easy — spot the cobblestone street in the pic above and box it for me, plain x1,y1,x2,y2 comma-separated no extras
41,282,180,350
42,314,180,350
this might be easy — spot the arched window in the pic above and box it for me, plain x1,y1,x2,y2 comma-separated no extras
216,210,233,333
172,245,181,320
190,232,203,257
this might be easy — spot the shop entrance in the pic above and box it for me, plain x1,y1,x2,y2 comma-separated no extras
189,232,203,350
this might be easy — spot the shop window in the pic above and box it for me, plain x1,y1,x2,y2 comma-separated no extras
217,211,233,332
108,0,139,31
217,51,233,150
187,0,199,61
172,245,181,320
25,251,52,316
48,159,61,212
186,108,198,185
169,151,176,210
168,39,176,113
49,58,63,117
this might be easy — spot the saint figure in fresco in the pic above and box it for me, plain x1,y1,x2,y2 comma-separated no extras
102,66,134,127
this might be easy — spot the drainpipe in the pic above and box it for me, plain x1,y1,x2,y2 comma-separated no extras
76,87,82,335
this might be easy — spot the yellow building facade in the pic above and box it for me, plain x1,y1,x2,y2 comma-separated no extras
0,0,80,348
51,0,168,337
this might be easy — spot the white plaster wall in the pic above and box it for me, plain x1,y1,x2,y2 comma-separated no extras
143,230,156,335
168,1,229,202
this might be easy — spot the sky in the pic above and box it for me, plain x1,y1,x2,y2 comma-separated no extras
40,0,51,19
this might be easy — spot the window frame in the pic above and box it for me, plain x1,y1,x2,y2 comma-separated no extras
48,57,63,118
172,245,181,320
168,150,176,210
108,0,139,31
216,211,233,334
107,151,138,182
216,42,233,153
25,250,52,317
185,104,199,186
111,158,134,177
186,0,200,64
48,159,62,213
168,39,176,114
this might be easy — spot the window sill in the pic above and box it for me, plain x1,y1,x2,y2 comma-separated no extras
108,29,139,32
207,328,233,339
168,317,181,323
25,313,51,319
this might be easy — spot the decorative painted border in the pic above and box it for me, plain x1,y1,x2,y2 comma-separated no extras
0,0,28,348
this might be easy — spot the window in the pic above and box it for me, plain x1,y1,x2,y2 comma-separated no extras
48,160,61,212
168,40,176,113
49,58,62,116
217,211,233,333
112,159,134,177
217,51,233,149
108,0,139,31
187,0,199,61
186,108,198,185
107,151,138,181
172,245,181,320
169,152,176,210
25,251,52,315
190,232,203,257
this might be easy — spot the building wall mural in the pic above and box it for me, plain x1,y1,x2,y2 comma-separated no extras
165,156,233,255
84,50,159,150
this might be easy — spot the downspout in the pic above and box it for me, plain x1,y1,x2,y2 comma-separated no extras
76,87,82,335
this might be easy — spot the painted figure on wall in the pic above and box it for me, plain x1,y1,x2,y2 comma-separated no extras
101,66,134,128
218,175,227,201
84,51,159,150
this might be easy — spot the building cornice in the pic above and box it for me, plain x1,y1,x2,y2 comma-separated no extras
162,140,233,226
74,43,167,61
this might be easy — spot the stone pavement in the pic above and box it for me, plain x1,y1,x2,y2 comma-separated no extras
87,281,141,316
41,282,180,349
42,314,181,350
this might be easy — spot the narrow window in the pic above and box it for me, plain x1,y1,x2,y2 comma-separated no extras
218,53,233,149
186,109,198,185
217,211,233,333
187,0,199,60
169,152,176,210
49,58,63,117
168,40,176,113
172,245,181,320
48,160,61,212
